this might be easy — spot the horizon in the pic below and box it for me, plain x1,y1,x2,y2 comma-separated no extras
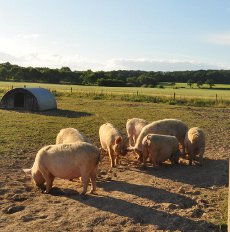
0,0,230,72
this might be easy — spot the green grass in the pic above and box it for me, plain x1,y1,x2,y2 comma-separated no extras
1,81,230,100
1,81,230,108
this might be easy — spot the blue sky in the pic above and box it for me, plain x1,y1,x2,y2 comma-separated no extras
0,0,230,71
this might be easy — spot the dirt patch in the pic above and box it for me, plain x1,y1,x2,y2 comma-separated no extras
0,106,229,232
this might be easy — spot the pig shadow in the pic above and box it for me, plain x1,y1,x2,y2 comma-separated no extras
136,157,228,188
61,190,217,231
49,180,218,231
97,180,195,208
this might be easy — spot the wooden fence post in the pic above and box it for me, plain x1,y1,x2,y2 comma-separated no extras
174,92,176,100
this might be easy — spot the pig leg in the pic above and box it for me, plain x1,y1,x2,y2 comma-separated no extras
115,155,119,166
80,174,90,195
108,147,115,167
89,169,97,194
41,170,54,194
189,152,195,166
180,140,186,156
142,145,149,168
198,148,204,166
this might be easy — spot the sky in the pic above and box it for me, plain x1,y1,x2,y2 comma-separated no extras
0,0,230,71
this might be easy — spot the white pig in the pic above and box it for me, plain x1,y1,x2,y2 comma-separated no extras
99,123,127,168
142,134,180,167
23,142,100,195
126,118,149,146
184,127,205,166
56,127,90,144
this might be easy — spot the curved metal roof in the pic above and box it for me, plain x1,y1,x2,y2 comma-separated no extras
1,87,57,111
24,88,57,110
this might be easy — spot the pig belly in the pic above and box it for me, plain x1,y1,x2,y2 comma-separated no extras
54,168,82,179
47,163,82,179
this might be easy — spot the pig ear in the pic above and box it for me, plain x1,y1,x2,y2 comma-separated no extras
115,136,122,144
23,168,32,175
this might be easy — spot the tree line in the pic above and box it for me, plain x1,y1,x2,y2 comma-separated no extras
0,62,230,87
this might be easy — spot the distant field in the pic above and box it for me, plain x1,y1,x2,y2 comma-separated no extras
0,81,230,100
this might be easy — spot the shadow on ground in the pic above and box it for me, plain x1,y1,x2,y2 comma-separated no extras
50,185,218,231
134,157,228,188
0,108,93,118
35,109,93,118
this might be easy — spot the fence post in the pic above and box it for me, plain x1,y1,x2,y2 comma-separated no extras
174,92,176,100
71,87,72,93
216,94,218,103
137,91,139,96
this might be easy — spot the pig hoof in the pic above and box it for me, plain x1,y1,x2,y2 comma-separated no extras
43,190,51,194
90,190,97,195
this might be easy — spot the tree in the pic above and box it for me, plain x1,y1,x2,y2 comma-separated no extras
205,79,215,88
187,79,194,88
196,81,203,88
137,73,158,87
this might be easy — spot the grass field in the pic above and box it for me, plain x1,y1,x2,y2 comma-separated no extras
0,88,229,231
0,81,230,101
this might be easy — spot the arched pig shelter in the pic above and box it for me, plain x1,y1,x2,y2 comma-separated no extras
1,88,57,111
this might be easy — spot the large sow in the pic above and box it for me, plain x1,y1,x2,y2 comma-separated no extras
23,142,100,195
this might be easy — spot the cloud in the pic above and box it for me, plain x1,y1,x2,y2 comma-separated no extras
103,58,224,71
16,33,40,40
207,32,230,45
0,51,227,71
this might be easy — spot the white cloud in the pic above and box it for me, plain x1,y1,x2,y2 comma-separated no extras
103,58,225,71
16,33,40,40
207,32,230,45
0,50,227,71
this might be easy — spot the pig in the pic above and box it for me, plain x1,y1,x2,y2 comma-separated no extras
126,118,149,146
128,118,188,161
99,123,127,168
56,127,90,144
23,142,100,195
184,127,205,166
142,134,180,167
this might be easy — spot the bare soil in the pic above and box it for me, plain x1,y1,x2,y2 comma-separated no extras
0,107,229,232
